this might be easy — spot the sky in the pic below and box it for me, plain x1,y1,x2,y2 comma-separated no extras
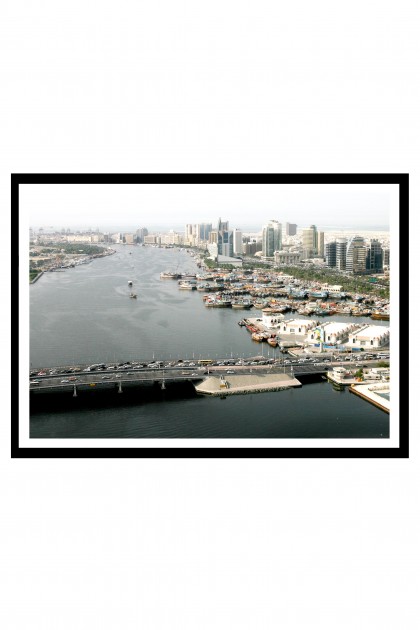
22,182,391,232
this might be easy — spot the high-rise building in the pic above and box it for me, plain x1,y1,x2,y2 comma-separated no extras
209,219,233,256
262,220,282,257
346,236,367,274
325,242,337,268
136,227,148,243
217,218,229,233
317,231,324,258
366,239,383,272
244,241,261,256
336,238,347,271
219,230,233,256
233,229,243,255
302,225,318,258
209,230,219,244
383,247,390,268
286,223,297,236
185,224,196,244
198,223,212,241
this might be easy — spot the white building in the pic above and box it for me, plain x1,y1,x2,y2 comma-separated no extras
278,319,317,336
306,322,358,347
367,367,390,380
261,308,285,328
346,324,390,349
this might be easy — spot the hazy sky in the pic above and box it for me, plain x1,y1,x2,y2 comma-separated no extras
22,183,391,231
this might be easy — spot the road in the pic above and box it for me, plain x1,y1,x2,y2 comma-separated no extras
29,357,388,390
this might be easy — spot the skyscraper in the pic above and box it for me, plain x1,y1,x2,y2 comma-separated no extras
302,225,318,258
217,218,229,233
233,229,243,255
366,239,383,272
346,236,367,274
383,247,390,268
317,231,324,258
198,223,212,241
325,242,337,268
221,230,233,257
136,227,148,243
262,220,282,257
286,223,297,236
185,224,195,244
336,238,347,271
210,218,233,256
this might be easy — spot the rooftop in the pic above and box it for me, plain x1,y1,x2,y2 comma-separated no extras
353,325,390,338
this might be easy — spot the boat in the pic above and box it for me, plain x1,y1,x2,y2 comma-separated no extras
309,291,329,299
371,311,390,320
267,337,278,347
231,300,253,309
253,302,268,309
128,280,133,286
160,271,181,279
178,281,197,290
288,290,308,299
205,298,231,307
130,293,137,299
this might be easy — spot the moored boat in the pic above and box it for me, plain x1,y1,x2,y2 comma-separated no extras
371,311,390,320
178,281,197,290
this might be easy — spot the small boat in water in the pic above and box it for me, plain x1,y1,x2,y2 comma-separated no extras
128,280,133,286
130,293,137,299
371,311,389,320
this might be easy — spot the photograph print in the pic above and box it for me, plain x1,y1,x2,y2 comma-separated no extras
13,174,408,457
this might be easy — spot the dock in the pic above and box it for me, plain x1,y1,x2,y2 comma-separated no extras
194,372,302,397
349,383,390,413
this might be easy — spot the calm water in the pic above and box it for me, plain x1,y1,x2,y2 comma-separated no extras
30,245,389,439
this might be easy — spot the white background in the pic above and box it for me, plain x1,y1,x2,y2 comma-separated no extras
1,1,419,629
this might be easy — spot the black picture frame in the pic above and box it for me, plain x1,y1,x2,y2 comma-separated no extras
12,173,409,458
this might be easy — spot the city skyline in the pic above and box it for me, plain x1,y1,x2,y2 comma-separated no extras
22,183,391,230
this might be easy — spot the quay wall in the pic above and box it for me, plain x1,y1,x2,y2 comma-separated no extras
30,271,44,284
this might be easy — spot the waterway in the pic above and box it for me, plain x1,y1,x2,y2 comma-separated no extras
30,244,389,439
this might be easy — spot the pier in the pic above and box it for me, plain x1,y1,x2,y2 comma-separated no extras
195,372,302,396
349,383,390,413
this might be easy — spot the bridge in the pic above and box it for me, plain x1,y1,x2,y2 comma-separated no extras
29,359,333,395
30,353,386,396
